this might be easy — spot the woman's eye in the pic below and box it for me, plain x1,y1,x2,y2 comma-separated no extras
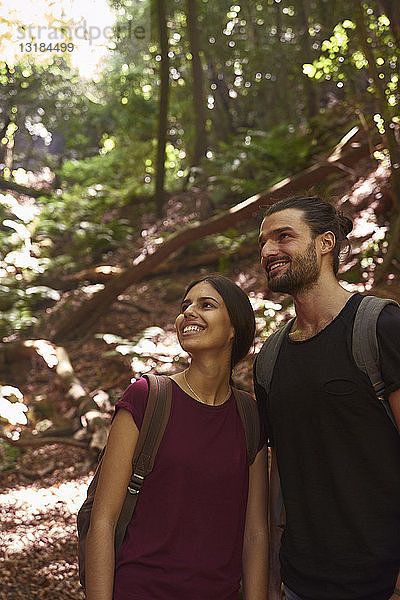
202,301,215,309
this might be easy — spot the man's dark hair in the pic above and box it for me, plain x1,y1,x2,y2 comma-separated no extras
264,196,353,275
182,274,256,370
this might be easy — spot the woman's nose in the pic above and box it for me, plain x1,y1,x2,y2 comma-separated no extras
183,302,198,317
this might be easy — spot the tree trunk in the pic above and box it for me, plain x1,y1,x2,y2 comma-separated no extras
274,1,291,122
154,0,169,218
186,0,207,166
52,131,371,343
297,0,319,120
206,58,233,142
377,0,400,51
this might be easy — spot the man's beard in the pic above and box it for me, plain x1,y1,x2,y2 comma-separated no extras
267,240,320,294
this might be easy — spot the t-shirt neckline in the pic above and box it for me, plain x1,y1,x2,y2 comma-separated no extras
287,292,361,344
169,377,233,409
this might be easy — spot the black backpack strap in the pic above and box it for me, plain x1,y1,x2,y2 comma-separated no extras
352,295,399,431
233,388,261,465
114,374,172,552
255,318,294,393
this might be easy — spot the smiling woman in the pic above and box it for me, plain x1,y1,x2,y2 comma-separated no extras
84,274,268,600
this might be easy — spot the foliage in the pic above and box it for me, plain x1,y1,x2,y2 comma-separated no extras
203,119,337,203
0,440,23,471
303,8,400,128
0,0,399,343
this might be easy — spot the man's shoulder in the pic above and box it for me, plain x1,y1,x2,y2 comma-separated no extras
356,295,400,329
375,297,400,335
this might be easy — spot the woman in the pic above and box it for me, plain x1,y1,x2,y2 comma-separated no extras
85,275,268,600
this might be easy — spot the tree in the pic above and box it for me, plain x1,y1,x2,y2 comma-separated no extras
154,0,170,216
186,0,207,166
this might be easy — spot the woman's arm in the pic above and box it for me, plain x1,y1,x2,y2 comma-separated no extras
85,409,139,600
242,446,269,600
268,447,285,600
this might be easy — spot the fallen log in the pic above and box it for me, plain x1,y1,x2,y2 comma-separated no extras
37,241,259,290
53,130,373,342
0,432,88,448
0,340,108,451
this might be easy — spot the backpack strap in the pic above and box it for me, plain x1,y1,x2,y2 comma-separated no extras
254,319,294,523
255,318,295,393
352,295,399,431
114,374,172,552
233,387,261,465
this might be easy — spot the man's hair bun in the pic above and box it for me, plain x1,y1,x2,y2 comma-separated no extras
337,213,353,239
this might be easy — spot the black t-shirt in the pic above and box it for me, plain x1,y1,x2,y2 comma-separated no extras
255,294,400,600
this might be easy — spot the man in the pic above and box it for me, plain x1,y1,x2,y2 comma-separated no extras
253,197,400,600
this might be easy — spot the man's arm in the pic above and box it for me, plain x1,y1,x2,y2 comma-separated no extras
389,570,400,600
388,388,400,432
379,307,400,599
388,388,400,599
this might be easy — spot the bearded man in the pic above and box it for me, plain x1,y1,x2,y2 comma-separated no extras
253,197,400,600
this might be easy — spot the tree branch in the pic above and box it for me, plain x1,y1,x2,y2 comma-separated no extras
53,131,372,343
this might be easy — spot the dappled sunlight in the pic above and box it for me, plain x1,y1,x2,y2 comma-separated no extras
1,476,90,554
0,385,27,425
99,326,188,377
1,192,40,222
27,339,58,368
1,0,117,77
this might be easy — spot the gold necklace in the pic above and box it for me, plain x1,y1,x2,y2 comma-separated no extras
183,370,207,404
183,370,231,406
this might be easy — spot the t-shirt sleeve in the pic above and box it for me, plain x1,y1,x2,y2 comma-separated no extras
377,304,400,396
113,377,149,429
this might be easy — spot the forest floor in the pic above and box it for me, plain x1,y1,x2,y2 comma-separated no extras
1,159,400,599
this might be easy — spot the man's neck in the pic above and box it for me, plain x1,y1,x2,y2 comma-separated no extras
290,275,354,340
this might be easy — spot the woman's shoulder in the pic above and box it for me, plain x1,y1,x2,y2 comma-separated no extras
114,377,150,429
122,376,149,398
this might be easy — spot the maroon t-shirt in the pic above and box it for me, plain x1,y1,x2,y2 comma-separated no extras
113,377,262,600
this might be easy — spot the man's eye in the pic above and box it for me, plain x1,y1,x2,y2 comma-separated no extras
280,233,291,239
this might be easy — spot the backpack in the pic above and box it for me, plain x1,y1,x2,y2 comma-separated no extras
77,373,260,590
254,295,400,524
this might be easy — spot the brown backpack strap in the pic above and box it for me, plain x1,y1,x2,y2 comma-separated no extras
114,374,172,552
232,387,260,465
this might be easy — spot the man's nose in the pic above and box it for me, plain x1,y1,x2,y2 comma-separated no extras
260,239,279,260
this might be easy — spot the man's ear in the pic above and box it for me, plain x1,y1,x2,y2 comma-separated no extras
319,231,335,254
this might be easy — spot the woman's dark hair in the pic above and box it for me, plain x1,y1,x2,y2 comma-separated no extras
264,196,353,275
182,274,256,370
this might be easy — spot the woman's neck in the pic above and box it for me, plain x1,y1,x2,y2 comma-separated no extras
172,359,232,406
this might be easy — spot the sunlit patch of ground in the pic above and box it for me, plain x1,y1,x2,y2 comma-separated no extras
0,445,91,600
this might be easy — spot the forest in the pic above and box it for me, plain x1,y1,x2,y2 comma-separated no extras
0,0,399,598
